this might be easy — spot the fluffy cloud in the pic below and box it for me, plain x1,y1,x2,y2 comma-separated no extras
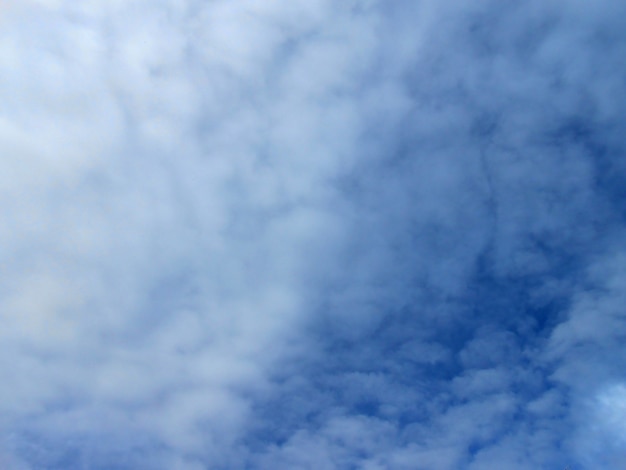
1,0,625,469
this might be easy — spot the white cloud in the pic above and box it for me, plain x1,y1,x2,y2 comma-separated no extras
0,0,395,467
1,0,626,468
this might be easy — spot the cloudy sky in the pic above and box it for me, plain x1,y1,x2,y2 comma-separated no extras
1,0,625,469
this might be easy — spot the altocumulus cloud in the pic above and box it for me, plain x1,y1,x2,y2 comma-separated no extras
1,0,625,469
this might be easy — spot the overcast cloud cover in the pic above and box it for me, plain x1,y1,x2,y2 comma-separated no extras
1,0,626,468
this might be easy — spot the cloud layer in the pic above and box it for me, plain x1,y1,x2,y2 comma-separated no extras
1,1,625,469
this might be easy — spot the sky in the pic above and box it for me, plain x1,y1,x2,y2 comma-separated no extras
1,0,625,469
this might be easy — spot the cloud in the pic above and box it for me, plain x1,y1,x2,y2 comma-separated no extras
1,0,625,469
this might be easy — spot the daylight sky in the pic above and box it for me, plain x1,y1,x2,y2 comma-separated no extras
1,1,626,469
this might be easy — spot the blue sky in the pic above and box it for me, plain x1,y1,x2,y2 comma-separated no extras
1,0,626,469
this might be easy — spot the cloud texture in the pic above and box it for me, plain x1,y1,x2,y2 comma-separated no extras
1,0,625,468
